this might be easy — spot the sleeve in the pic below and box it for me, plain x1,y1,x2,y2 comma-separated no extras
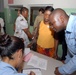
58,55,76,75
19,19,28,29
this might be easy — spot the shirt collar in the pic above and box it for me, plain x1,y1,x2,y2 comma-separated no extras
0,61,17,72
20,14,25,19
66,15,76,33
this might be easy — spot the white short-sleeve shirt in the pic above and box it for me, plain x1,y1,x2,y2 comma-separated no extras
14,15,29,47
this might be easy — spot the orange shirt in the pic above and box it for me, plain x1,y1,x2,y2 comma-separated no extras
37,21,54,48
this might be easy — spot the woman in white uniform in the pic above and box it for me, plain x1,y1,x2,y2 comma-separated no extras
14,7,33,47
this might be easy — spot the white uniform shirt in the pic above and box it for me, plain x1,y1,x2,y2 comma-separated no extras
0,18,4,34
14,15,29,47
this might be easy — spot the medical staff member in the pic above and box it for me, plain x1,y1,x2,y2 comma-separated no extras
0,17,5,34
14,7,33,47
0,34,35,75
49,8,76,75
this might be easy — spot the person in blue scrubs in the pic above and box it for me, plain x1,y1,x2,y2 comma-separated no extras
0,34,35,75
49,8,76,75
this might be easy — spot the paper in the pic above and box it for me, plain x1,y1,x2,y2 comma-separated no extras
24,52,33,62
27,55,47,70
23,68,42,75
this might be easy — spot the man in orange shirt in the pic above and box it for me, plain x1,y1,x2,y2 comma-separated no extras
36,6,56,57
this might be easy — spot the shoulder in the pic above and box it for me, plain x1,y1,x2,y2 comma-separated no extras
16,15,25,22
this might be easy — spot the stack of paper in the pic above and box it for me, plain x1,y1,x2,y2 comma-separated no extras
27,55,47,70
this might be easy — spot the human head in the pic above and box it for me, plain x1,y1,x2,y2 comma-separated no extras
0,34,24,68
44,6,54,23
49,8,69,32
20,7,28,18
39,8,44,14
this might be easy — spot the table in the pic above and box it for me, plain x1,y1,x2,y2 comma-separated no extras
23,50,63,75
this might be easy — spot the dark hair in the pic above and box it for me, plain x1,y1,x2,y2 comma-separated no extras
39,8,44,13
44,6,54,12
20,7,28,14
0,34,24,59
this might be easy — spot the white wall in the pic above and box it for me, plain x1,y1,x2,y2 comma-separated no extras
13,0,76,8
4,0,76,8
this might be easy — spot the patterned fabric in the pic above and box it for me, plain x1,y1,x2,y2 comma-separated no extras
37,45,55,57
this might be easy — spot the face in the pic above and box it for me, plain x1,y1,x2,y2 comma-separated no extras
44,10,51,23
49,15,64,32
16,49,24,68
22,10,28,18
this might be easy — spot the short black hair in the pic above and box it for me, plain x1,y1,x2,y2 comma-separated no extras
0,34,24,59
20,7,28,14
45,6,54,12
39,8,44,13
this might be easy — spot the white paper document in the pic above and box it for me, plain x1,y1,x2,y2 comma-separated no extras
23,68,42,75
27,55,47,70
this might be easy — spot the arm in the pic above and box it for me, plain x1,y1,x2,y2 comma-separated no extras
23,28,33,40
34,16,38,29
19,19,33,40
33,22,40,40
55,35,76,74
57,55,76,75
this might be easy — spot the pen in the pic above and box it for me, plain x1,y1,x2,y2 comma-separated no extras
23,68,41,71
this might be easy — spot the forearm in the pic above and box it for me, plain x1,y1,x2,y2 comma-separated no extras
58,55,76,74
23,28,33,40
26,31,33,39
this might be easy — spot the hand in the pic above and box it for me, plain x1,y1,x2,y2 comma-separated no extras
29,71,35,75
18,61,24,73
27,43,32,48
61,60,65,64
53,54,59,59
54,67,62,75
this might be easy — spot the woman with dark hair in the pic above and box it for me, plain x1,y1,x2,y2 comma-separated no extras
35,6,56,57
0,34,35,75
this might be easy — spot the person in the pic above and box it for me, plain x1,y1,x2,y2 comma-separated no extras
0,17,5,34
35,6,57,57
31,8,44,51
14,7,33,47
33,8,44,30
55,30,67,61
49,8,76,75
0,34,35,75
